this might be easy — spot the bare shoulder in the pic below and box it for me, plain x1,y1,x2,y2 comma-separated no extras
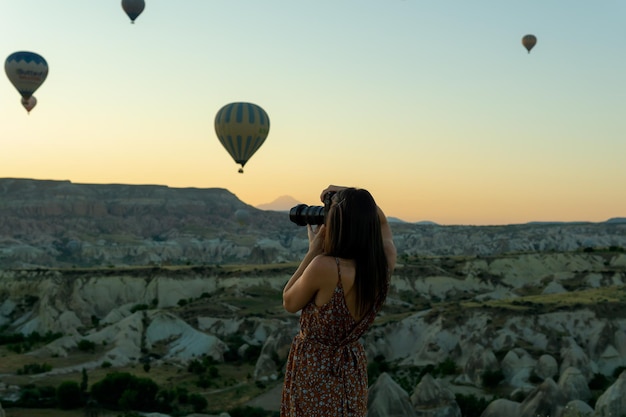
306,255,339,284
308,254,338,273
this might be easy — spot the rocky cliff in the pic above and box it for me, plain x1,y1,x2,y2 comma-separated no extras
1,178,625,269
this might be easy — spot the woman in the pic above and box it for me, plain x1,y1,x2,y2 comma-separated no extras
281,185,397,417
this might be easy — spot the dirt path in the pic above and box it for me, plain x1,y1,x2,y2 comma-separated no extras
245,382,282,411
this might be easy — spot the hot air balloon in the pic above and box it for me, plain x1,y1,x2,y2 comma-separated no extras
122,0,145,24
522,34,537,53
5,51,48,100
21,96,37,114
214,102,270,173
235,209,251,226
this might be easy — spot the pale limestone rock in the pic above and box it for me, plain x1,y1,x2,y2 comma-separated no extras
558,400,593,417
0,382,20,403
385,313,462,368
585,272,604,288
533,354,558,380
145,311,227,361
458,344,498,386
198,316,244,335
542,281,567,294
409,275,487,300
410,374,461,417
504,316,549,350
615,329,626,358
558,367,591,402
518,378,567,417
501,348,536,388
594,370,626,417
237,343,250,358
198,316,285,347
611,253,626,267
480,398,520,417
367,372,416,417
253,352,278,382
101,304,133,325
473,287,517,302
254,327,297,381
560,338,595,380
596,344,623,376
491,331,516,352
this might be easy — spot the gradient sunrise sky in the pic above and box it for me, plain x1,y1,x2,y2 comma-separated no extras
2,1,625,225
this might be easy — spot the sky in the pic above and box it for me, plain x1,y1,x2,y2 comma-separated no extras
2,1,625,225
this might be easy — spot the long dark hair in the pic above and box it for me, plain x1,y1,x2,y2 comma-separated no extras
323,188,388,316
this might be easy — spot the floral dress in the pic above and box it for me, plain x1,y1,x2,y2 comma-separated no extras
280,258,386,417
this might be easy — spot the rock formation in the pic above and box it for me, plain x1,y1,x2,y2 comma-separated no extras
367,372,416,417
593,370,626,416
409,374,461,417
1,178,626,268
517,378,567,417
480,399,520,417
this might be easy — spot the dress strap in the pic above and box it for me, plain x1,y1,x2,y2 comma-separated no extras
334,257,342,286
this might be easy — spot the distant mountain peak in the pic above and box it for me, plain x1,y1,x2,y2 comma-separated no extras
256,195,302,211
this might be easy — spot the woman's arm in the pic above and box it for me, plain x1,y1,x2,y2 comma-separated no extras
283,224,326,313
377,206,397,273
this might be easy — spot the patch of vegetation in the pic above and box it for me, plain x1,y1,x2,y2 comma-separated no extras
432,357,459,377
17,362,52,375
130,303,149,313
77,339,96,353
56,381,83,409
90,372,161,412
14,384,58,408
0,330,63,353
481,369,504,389
367,354,391,383
456,393,494,417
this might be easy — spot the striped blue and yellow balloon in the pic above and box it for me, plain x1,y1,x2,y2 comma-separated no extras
214,102,270,173
5,51,48,100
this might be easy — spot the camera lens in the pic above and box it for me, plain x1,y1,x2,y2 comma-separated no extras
289,204,325,226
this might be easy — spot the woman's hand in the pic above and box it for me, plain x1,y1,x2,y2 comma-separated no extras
320,185,348,202
307,224,325,254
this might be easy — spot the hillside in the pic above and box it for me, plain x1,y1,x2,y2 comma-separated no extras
1,251,626,415
1,178,625,270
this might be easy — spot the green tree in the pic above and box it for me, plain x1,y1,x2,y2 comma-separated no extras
188,393,208,413
90,372,159,411
77,339,96,353
57,381,83,409
81,368,88,393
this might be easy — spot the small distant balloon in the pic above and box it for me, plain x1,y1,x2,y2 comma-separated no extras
214,102,270,174
21,96,37,114
522,34,537,53
235,209,251,226
5,51,48,100
122,0,145,24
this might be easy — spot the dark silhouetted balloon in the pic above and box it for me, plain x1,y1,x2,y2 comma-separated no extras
215,102,270,173
122,0,145,24
522,34,537,53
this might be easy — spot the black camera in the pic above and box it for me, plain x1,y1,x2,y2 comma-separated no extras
289,191,336,226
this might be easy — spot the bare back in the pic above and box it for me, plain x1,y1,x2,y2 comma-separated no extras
314,256,362,322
